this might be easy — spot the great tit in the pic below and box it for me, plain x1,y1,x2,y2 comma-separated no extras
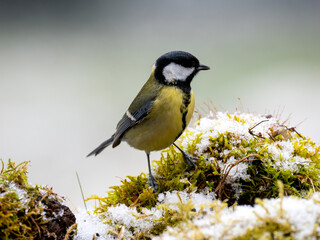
87,51,210,191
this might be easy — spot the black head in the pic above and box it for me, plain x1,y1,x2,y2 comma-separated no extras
154,51,210,87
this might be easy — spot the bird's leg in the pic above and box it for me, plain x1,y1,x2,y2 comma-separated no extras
146,152,158,192
173,143,197,168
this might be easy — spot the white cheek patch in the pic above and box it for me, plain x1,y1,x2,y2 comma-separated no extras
163,62,194,83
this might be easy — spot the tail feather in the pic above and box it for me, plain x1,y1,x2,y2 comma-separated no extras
87,136,114,157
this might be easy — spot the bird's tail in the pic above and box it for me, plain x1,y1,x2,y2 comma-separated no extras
87,136,114,157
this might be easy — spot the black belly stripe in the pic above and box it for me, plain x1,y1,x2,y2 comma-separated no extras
175,91,191,140
181,92,191,130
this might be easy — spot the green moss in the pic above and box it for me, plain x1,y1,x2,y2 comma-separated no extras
233,183,310,240
0,159,74,239
155,182,320,240
88,113,320,239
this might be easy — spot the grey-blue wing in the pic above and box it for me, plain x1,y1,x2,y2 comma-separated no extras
112,100,154,147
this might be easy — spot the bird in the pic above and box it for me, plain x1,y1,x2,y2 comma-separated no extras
87,51,210,191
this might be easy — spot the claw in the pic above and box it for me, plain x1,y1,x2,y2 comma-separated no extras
182,151,197,169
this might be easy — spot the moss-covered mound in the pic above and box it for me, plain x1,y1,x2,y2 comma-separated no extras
0,160,76,240
84,111,320,240
155,186,320,240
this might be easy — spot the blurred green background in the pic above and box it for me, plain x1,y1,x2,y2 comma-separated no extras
1,1,319,207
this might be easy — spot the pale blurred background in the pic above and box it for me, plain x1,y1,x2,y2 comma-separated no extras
1,1,319,207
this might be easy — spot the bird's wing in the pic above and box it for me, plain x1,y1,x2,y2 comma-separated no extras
112,100,154,147
111,73,162,148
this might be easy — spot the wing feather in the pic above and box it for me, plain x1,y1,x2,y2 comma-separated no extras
111,73,162,147
112,100,154,147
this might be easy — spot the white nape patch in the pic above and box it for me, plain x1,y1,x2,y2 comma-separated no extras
163,62,194,83
126,110,136,121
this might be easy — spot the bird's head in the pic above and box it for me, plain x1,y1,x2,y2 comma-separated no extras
153,51,210,87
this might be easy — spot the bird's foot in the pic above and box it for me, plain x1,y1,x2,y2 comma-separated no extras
182,152,197,169
148,174,158,192
173,143,197,169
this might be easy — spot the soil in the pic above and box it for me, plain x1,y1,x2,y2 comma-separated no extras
38,196,76,240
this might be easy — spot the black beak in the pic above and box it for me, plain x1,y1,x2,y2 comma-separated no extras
197,64,210,71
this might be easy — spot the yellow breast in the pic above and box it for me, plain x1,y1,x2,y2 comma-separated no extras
125,87,195,152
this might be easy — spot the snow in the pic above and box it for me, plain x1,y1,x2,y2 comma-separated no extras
181,112,279,155
6,182,29,206
106,204,163,235
157,191,216,211
74,208,112,240
53,209,65,218
217,157,251,183
73,192,218,239
72,192,318,239
181,111,315,175
72,112,320,240
267,140,311,172
157,193,320,240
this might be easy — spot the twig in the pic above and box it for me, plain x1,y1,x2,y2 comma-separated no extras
248,120,269,139
30,216,41,237
64,223,77,240
215,154,260,199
